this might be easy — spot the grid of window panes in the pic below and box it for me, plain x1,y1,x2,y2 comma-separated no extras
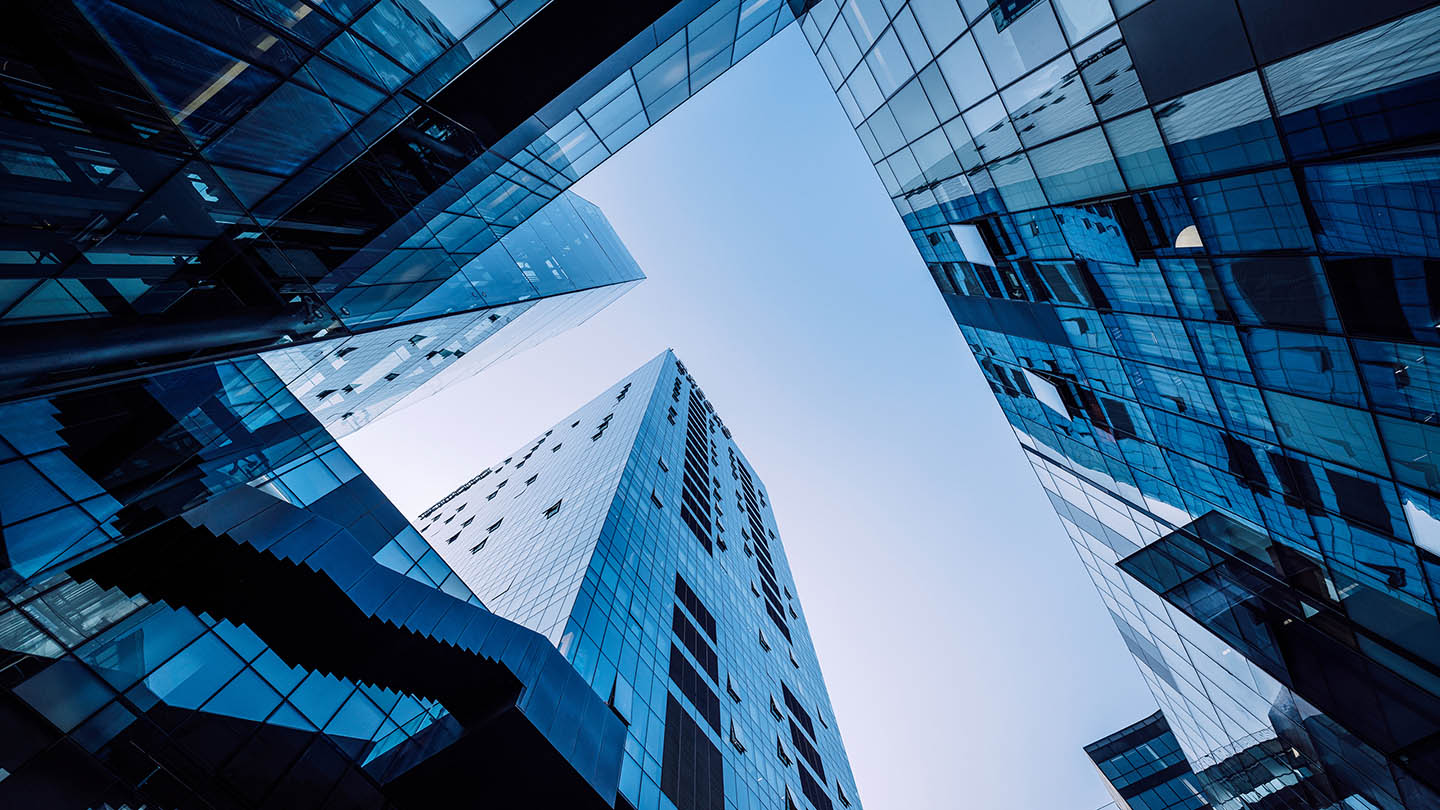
792,0,1440,808
419,354,671,643
418,351,865,810
0,343,630,807
568,354,863,810
1086,712,1209,810
0,0,796,400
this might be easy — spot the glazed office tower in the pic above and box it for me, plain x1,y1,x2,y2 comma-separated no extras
416,351,864,810
0,0,814,806
1085,712,1209,810
793,0,1440,807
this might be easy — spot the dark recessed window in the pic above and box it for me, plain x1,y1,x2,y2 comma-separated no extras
544,500,563,519
674,575,718,639
651,491,664,509
661,695,724,810
446,532,459,544
551,443,562,452
525,474,537,485
469,538,486,553
487,518,503,532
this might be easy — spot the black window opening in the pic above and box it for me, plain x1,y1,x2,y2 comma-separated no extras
729,719,746,753
781,683,816,739
469,538,486,553
797,761,834,810
661,695,724,810
674,574,717,640
672,607,719,681
544,500,563,519
487,518,503,532
667,645,721,733
789,718,826,781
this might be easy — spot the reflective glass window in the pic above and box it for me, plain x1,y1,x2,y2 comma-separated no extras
1053,0,1115,43
1305,156,1440,259
867,27,914,96
965,96,1022,163
988,154,1048,211
889,79,941,141
1243,330,1365,407
1102,110,1176,189
15,658,114,732
1187,170,1315,253
1028,127,1125,203
909,0,967,52
1378,415,1440,493
1210,257,1339,331
1263,390,1389,475
1155,73,1283,180
971,1,1066,87
935,33,994,111
1075,27,1146,120
1002,54,1096,148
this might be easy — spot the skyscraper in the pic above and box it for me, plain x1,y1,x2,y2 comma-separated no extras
792,0,1440,807
0,0,807,399
1085,711,1208,810
417,350,864,810
0,393,631,807
0,0,827,649
0,2,826,807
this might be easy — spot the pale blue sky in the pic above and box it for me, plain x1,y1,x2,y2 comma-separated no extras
343,26,1153,810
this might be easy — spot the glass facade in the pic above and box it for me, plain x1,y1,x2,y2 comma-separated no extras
417,351,864,810
0,372,628,806
0,0,803,400
1,2,831,806
259,191,643,437
795,0,1440,807
1086,711,1209,810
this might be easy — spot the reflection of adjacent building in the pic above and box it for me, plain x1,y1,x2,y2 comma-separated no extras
1085,711,1209,810
0,1,815,806
414,351,865,810
260,192,642,437
795,0,1440,808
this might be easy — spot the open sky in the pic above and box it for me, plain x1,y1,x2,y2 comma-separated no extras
343,25,1154,810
